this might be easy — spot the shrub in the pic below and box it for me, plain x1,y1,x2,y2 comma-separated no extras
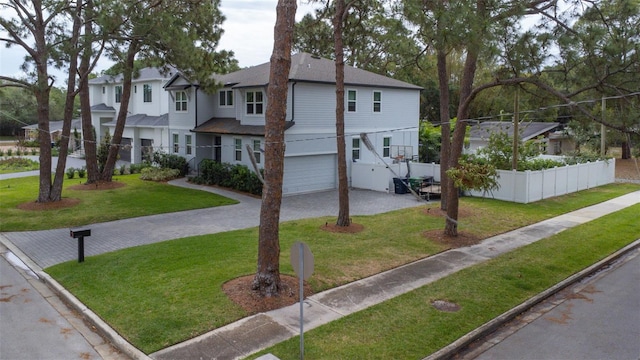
66,167,76,179
152,151,188,176
77,167,86,178
192,159,263,195
30,148,37,155
140,167,180,181
15,149,22,156
120,164,129,175
7,149,12,156
0,149,4,157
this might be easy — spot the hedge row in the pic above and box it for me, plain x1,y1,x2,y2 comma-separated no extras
190,159,263,195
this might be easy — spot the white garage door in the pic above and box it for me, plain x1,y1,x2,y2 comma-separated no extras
283,154,337,195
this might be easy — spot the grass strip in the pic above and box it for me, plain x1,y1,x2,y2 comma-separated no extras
45,184,639,353
254,204,640,359
0,175,238,231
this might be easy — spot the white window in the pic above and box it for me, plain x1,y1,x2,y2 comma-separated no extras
383,137,391,157
373,91,382,113
347,90,357,112
352,138,360,160
185,135,192,155
219,90,233,107
253,140,261,164
173,133,179,153
115,86,122,103
234,138,242,161
246,91,264,115
175,91,187,112
143,84,152,102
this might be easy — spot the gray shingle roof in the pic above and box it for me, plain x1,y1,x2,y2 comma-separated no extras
22,119,83,132
103,113,168,128
90,103,115,112
192,117,295,136
469,121,561,141
215,52,422,90
89,67,176,85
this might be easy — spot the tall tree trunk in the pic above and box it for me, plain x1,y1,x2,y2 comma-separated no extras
437,48,450,211
444,48,480,237
81,0,100,183
51,2,82,201
252,0,297,297
334,0,350,227
33,6,52,203
101,45,137,181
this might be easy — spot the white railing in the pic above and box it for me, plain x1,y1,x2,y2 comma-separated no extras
350,159,616,204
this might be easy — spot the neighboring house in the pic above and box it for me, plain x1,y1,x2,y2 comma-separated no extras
88,67,174,163
23,118,83,150
163,52,422,195
468,121,570,155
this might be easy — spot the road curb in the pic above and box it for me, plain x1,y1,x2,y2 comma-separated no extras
423,238,640,360
0,235,150,360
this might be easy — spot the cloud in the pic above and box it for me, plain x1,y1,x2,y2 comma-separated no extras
0,1,320,84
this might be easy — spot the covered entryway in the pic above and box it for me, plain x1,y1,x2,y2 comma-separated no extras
283,154,337,194
141,139,153,162
119,137,132,162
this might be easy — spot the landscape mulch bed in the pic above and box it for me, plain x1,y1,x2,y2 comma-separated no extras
223,275,314,315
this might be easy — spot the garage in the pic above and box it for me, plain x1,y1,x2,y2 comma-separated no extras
282,154,337,195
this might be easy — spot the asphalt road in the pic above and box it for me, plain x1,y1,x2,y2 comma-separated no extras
463,246,640,360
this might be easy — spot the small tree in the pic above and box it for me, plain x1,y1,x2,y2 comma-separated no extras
446,157,499,195
97,129,112,174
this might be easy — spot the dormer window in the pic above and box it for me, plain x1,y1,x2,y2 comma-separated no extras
115,86,122,103
143,84,152,102
175,91,187,112
219,90,233,107
246,91,264,115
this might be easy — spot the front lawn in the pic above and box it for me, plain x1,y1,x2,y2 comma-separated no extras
45,184,640,353
256,203,640,359
0,175,238,231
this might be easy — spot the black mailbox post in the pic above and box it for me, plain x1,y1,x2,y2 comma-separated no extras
70,228,91,263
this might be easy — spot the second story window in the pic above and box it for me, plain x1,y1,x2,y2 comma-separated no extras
175,91,187,112
373,91,382,113
219,90,233,107
246,91,264,115
143,84,152,102
235,138,242,161
347,90,357,112
352,138,360,160
115,86,122,103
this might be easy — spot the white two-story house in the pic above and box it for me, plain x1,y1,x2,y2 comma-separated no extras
163,52,422,195
88,67,174,163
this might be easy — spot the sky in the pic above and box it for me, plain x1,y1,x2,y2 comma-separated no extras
0,1,320,86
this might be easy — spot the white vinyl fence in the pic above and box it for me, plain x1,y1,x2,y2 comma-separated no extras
351,159,616,204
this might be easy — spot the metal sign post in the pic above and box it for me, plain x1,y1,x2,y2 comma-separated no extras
290,241,314,360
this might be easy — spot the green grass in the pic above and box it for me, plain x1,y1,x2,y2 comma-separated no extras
0,175,238,231
45,183,640,354
0,157,39,174
256,204,640,359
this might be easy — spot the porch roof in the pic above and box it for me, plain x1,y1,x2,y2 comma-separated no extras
192,117,295,136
